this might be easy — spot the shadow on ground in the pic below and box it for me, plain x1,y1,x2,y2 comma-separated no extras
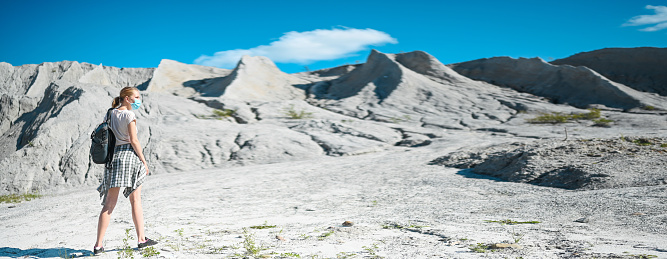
0,247,92,258
455,168,506,182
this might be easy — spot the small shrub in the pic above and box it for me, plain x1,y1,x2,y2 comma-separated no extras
284,104,313,119
118,228,135,259
140,246,160,258
241,228,266,256
661,143,667,148
642,106,656,111
593,118,614,127
212,109,236,118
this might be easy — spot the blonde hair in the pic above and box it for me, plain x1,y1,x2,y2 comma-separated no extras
111,87,139,108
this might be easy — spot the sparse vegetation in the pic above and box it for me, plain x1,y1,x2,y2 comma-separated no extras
661,143,667,148
238,227,267,257
196,108,236,120
140,246,160,258
284,104,313,119
629,254,658,259
0,193,42,203
510,228,525,243
485,219,540,225
336,252,357,258
58,248,72,259
642,105,656,111
250,221,277,229
382,223,429,229
118,228,135,259
166,228,185,251
318,230,335,240
468,243,490,253
362,243,382,258
527,112,570,124
570,108,600,120
280,252,302,258
593,118,614,127
527,108,605,124
212,108,236,118
633,139,653,146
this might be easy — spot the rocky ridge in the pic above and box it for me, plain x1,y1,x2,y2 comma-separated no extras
551,47,667,96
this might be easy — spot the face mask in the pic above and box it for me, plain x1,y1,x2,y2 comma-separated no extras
131,98,142,110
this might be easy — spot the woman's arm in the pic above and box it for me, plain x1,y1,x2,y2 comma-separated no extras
128,120,149,175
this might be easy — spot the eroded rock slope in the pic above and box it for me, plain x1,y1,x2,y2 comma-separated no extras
1,48,666,194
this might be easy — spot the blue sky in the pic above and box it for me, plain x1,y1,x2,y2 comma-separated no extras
1,0,666,73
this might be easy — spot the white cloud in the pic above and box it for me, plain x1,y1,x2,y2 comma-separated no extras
623,5,667,31
194,28,398,68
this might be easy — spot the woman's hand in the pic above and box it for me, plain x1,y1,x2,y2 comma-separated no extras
144,162,149,175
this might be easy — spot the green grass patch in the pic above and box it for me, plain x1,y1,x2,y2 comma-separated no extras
212,109,236,118
249,222,277,229
0,193,42,203
570,108,601,120
527,112,570,124
642,105,656,111
485,219,540,225
660,143,667,148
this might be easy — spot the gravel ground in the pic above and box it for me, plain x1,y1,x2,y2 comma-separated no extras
1,132,666,258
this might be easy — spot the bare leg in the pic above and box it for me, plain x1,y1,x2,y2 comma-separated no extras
129,185,146,242
95,187,120,248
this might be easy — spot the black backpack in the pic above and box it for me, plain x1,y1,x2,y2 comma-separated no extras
90,108,116,168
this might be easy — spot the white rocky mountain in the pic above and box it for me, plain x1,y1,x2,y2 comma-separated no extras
1,48,666,194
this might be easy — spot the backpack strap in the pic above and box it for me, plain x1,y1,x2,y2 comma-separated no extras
104,108,116,169
104,108,114,122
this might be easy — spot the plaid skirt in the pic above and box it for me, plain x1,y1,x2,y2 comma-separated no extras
97,144,147,205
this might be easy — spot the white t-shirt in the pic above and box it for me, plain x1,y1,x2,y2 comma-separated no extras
108,109,137,146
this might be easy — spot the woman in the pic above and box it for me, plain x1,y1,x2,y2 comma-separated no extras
94,87,157,254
